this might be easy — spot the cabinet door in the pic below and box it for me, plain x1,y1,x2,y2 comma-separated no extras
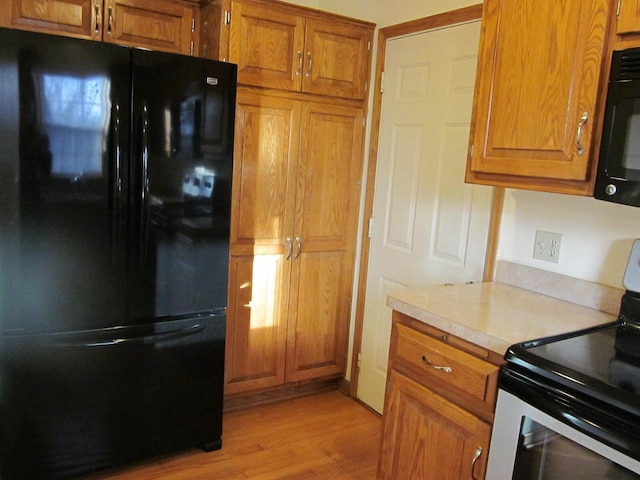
229,0,305,91
104,0,197,55
302,18,372,100
225,93,300,394
379,371,491,480
4,0,100,39
618,0,640,34
467,0,611,193
285,102,364,382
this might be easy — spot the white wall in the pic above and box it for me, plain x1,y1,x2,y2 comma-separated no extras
288,0,478,26
283,0,320,9
499,189,640,289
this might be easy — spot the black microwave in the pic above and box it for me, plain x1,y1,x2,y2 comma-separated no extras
596,47,640,206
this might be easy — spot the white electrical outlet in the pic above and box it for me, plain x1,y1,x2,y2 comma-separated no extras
533,230,562,263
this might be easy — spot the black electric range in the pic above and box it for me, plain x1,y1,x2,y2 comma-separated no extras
499,290,640,462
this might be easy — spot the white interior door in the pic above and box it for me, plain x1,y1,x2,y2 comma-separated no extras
357,21,494,413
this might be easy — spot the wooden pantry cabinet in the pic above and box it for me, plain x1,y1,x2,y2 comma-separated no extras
225,90,365,395
466,0,613,195
378,312,501,480
1,0,199,55
201,0,374,100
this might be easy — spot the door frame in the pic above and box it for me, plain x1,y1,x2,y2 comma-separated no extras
349,4,505,398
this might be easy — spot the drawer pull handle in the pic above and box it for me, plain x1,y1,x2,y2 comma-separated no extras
94,1,100,33
471,446,483,480
421,355,452,373
576,111,588,155
285,237,293,260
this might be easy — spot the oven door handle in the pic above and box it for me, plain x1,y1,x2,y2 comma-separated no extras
471,446,483,480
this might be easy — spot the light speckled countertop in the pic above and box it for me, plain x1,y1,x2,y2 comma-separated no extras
387,282,617,356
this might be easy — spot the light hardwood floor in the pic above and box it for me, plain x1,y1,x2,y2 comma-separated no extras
82,391,382,479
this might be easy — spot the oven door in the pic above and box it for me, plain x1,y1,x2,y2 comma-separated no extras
487,388,640,479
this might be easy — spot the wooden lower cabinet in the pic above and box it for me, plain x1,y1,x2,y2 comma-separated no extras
378,312,500,480
379,371,491,480
225,89,364,396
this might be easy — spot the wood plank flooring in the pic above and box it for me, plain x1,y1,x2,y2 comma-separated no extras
82,391,382,479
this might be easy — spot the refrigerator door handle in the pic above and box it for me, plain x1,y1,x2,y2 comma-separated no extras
67,323,206,348
140,101,151,261
111,102,123,264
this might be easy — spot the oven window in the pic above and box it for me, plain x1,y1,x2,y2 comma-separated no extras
610,98,640,181
622,104,640,174
512,417,638,479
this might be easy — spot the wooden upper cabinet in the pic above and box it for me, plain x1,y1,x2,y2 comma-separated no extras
2,0,199,55
466,0,612,195
227,0,373,99
618,0,640,34
104,0,198,55
4,0,100,39
302,18,372,99
229,2,305,92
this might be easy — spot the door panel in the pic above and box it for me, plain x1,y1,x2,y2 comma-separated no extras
286,250,348,382
7,0,98,39
285,102,364,382
0,29,130,333
469,0,610,180
302,18,371,99
229,0,305,91
130,49,236,321
357,21,493,413
296,102,364,251
226,91,298,394
225,254,289,394
379,371,490,480
230,93,300,253
0,315,225,479
106,0,196,55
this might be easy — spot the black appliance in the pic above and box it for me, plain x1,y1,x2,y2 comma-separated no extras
596,47,640,207
486,241,640,478
0,27,237,479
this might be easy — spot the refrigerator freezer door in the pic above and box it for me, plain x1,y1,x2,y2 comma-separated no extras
0,313,226,479
128,49,237,322
0,28,131,334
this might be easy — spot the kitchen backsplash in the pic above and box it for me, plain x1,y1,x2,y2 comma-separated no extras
495,261,624,316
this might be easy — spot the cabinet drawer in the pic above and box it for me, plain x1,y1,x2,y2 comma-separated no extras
394,323,499,407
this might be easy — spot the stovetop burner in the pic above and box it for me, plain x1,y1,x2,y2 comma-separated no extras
509,324,636,407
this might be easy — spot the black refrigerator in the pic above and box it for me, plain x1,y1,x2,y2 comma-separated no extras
0,27,236,479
